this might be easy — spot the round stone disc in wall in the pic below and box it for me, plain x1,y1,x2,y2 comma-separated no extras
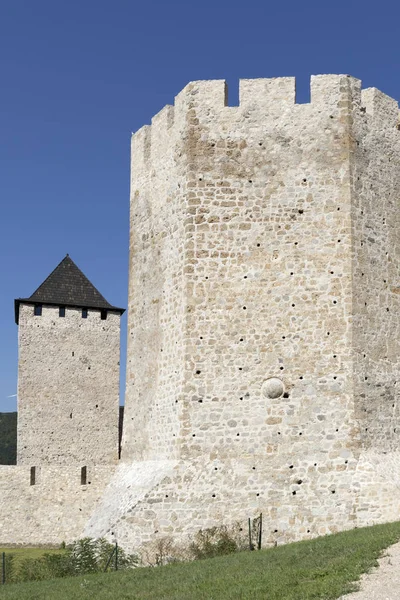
262,377,285,399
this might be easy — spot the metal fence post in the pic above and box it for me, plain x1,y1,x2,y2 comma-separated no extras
2,552,5,585
115,542,118,571
248,517,253,551
104,546,116,572
258,513,263,550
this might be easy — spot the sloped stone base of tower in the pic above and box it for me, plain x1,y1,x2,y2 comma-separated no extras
84,452,400,553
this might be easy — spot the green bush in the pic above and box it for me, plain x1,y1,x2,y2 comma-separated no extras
69,537,137,574
15,538,138,583
189,526,241,560
1,552,16,583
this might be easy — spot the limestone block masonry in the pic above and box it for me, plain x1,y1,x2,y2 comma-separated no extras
0,465,113,545
86,74,400,553
17,305,121,465
0,256,123,546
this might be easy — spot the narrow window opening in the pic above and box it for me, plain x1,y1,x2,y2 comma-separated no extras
82,308,88,319
30,466,36,486
59,306,66,318
101,310,107,320
34,305,42,316
81,466,87,485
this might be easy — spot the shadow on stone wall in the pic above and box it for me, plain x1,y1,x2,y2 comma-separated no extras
119,406,124,460
0,412,17,464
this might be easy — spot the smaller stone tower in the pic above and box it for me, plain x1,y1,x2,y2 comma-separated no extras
15,255,124,466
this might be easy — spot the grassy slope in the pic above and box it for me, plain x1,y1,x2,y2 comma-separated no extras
0,413,17,465
1,522,400,600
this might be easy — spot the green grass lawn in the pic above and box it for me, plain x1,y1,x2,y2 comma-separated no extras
1,522,400,600
0,546,63,584
0,547,62,562
0,547,63,582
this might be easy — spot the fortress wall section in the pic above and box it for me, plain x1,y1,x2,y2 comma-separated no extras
122,104,189,460
89,451,400,554
91,76,397,552
124,75,361,464
87,76,400,555
0,465,114,545
349,89,400,454
17,305,120,465
176,75,360,463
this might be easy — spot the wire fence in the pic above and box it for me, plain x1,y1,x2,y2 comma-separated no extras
104,542,119,572
1,541,125,585
1,515,263,585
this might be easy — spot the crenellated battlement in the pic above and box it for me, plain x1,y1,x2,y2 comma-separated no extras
361,87,400,129
131,75,400,170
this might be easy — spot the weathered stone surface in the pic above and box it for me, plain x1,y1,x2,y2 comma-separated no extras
103,75,399,552
0,295,121,544
17,304,121,465
0,465,114,545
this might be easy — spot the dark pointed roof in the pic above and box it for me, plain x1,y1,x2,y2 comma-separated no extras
15,255,125,324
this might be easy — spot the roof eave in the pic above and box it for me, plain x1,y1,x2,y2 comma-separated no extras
14,299,125,325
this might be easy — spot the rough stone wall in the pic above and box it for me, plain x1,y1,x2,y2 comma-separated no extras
91,75,400,554
122,105,188,460
17,304,121,465
178,76,358,463
350,87,400,450
0,465,114,545
124,75,359,466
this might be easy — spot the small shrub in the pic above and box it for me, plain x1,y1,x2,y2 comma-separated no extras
189,525,242,560
18,556,56,582
1,553,16,583
141,537,184,567
67,538,138,574
69,538,99,574
15,538,138,583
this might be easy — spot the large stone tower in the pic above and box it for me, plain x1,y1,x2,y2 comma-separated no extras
85,75,400,552
15,255,124,466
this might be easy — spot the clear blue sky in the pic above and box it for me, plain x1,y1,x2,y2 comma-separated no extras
0,0,399,412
